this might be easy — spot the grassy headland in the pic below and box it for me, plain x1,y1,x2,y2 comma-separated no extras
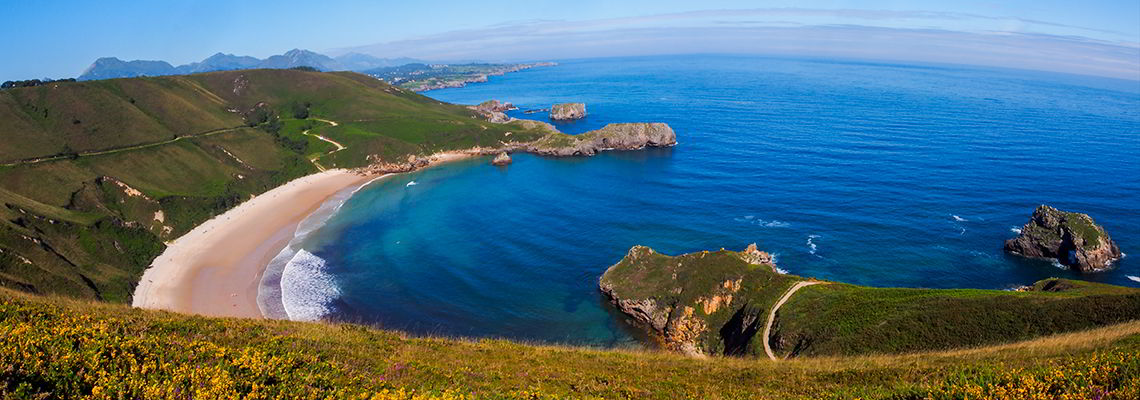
600,246,1140,359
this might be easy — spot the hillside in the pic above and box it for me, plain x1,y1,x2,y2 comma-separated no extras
0,68,557,302
1,288,1137,399
600,245,1140,358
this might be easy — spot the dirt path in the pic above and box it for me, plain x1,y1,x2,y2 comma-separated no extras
301,119,346,171
763,280,824,361
2,126,246,167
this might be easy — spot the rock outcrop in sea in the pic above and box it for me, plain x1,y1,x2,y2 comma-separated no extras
550,103,586,120
1005,205,1122,272
527,123,676,156
491,152,512,166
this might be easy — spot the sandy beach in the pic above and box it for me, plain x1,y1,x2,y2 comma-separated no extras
132,151,487,318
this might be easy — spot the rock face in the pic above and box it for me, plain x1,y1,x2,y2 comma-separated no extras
1005,205,1122,272
527,123,676,156
599,244,797,357
550,103,586,120
470,100,514,123
490,152,512,166
475,99,514,112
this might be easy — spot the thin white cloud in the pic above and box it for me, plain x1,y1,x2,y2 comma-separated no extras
332,8,1140,81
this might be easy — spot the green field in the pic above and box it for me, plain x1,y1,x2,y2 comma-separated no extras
0,69,551,302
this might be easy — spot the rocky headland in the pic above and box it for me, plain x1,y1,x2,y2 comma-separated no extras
469,100,515,123
1005,205,1122,272
550,103,586,120
527,123,676,156
358,121,675,175
600,244,1140,359
599,244,798,357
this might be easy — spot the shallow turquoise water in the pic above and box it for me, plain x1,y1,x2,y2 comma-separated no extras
269,55,1140,347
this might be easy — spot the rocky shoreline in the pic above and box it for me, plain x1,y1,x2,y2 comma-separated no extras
356,121,676,175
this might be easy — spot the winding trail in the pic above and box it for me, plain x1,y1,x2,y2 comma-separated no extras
300,118,346,171
763,280,824,361
2,126,246,167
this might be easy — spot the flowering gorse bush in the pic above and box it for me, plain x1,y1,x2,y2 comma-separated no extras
0,300,474,399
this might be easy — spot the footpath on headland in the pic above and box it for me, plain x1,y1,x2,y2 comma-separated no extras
763,281,824,360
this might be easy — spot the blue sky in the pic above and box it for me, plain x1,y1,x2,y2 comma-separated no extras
2,0,1138,80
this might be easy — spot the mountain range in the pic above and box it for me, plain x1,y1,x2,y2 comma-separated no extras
77,49,423,81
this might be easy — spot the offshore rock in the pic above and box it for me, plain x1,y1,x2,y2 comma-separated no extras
1005,205,1122,272
491,152,512,166
550,102,586,120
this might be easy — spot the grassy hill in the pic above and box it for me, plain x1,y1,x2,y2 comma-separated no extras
600,246,1140,359
0,288,1136,399
0,69,551,302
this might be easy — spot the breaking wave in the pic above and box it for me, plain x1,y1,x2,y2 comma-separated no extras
1050,259,1067,270
280,249,340,321
1010,226,1022,234
258,175,389,321
734,215,790,228
807,235,820,255
952,215,967,222
1128,275,1140,283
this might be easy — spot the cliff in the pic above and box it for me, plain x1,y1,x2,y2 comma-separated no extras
600,245,1140,358
550,102,586,120
527,123,676,156
599,245,799,356
1005,205,1122,272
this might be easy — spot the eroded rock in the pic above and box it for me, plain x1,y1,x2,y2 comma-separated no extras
550,103,586,121
1005,205,1122,272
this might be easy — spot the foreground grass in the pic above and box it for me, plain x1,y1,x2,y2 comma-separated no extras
1,289,1137,399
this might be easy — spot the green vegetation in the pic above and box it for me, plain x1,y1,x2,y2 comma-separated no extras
2,288,1138,399
601,247,800,355
601,246,1140,359
1062,210,1103,247
0,69,552,302
777,279,1140,357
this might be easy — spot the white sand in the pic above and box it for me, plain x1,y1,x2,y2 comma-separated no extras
132,169,376,318
132,151,489,318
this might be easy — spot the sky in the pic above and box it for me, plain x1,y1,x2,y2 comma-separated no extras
2,0,1139,81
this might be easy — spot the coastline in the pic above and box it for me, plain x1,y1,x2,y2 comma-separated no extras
131,151,489,318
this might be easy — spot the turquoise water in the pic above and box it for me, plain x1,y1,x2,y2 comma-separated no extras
268,55,1140,347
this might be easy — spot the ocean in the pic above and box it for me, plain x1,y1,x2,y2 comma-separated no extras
262,55,1140,347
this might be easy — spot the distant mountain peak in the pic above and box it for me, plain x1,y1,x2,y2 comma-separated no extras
76,49,435,81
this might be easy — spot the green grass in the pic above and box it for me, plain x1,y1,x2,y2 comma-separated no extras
1062,211,1103,247
1,288,1137,399
602,246,1140,359
776,280,1140,357
0,69,555,302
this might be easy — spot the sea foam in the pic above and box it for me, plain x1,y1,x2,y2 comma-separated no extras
280,249,340,321
807,235,820,255
1128,275,1140,283
258,175,390,321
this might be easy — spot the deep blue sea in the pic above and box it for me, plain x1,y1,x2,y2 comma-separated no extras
264,55,1140,348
